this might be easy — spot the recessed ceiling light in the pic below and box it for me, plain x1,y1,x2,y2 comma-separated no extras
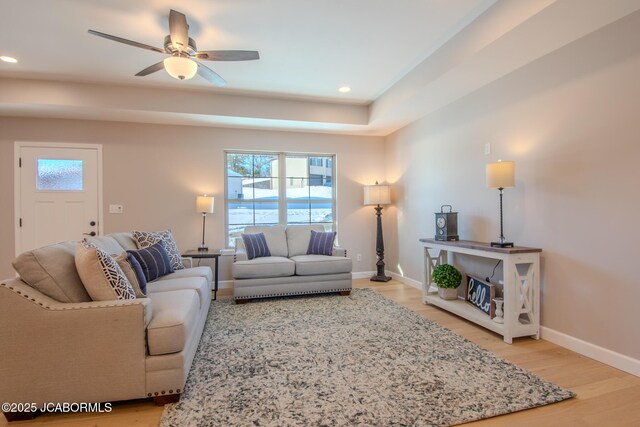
338,86,351,93
0,56,18,63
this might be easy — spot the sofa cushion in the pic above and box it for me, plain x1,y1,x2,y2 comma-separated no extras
86,235,124,255
75,241,136,301
108,232,138,251
147,290,200,356
243,225,288,257
133,230,184,271
290,255,353,276
153,266,213,286
127,243,174,282
12,241,91,303
286,225,325,257
242,232,271,260
114,252,147,297
307,230,337,256
233,257,295,279
147,277,210,309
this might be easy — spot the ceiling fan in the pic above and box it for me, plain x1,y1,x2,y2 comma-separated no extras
88,9,259,87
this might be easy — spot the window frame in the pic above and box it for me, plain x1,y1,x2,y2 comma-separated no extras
224,150,337,247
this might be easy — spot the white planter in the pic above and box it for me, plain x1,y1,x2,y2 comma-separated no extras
438,287,458,300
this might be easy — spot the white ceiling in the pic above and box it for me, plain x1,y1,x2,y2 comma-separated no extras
2,0,639,135
0,0,490,103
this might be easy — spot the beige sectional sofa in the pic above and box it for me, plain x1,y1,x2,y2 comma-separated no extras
0,232,212,421
233,225,352,302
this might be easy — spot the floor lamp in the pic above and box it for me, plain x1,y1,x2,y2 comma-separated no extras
364,182,391,282
196,195,215,252
486,161,515,248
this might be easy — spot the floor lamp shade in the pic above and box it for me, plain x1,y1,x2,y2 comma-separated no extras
196,196,215,214
486,161,515,189
363,184,391,206
196,195,214,252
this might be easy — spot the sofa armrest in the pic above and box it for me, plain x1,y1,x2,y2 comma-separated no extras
0,279,149,405
234,237,248,262
333,246,347,257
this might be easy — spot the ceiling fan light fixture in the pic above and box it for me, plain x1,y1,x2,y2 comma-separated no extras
164,56,197,80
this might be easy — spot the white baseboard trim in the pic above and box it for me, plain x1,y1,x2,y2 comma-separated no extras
352,271,375,279
218,280,233,289
386,272,422,290
540,326,640,377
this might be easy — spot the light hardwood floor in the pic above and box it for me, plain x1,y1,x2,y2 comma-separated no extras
3,279,639,426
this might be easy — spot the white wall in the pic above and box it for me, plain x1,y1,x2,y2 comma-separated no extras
384,11,640,360
0,118,385,281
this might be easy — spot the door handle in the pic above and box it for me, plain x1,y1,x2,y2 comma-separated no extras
90,221,96,226
83,231,97,237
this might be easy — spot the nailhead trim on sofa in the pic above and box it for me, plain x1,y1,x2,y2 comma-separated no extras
234,287,351,300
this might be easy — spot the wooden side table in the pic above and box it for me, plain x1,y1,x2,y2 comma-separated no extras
182,249,221,300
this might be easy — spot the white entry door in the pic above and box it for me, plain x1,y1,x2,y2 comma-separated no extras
16,143,102,253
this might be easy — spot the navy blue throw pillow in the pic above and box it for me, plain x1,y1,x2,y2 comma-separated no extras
127,242,173,282
307,230,336,256
242,232,271,260
125,252,148,295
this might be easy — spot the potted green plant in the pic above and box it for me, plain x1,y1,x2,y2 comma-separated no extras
432,264,462,300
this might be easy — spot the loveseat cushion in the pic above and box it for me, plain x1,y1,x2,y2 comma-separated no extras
147,277,210,309
242,225,288,257
12,241,91,303
153,266,213,286
233,257,295,279
147,290,199,356
286,224,325,257
290,255,353,276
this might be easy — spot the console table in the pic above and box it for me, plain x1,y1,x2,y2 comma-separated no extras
419,238,541,344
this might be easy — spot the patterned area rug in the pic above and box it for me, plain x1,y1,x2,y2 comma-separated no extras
160,288,574,426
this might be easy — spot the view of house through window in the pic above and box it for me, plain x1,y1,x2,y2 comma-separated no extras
225,151,335,246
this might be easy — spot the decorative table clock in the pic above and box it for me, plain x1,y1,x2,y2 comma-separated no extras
435,205,459,241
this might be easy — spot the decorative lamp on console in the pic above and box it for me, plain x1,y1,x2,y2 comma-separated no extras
196,195,215,252
486,161,515,248
364,182,392,282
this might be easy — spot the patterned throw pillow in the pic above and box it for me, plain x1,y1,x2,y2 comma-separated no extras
242,232,271,260
75,240,136,301
132,230,184,270
114,252,147,297
306,230,337,256
127,242,174,282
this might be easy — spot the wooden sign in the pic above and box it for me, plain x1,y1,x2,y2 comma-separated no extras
466,276,495,318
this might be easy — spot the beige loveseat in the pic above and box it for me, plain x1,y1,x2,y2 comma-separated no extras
233,225,352,302
0,232,212,421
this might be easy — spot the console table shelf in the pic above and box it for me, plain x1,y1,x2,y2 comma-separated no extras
419,238,541,344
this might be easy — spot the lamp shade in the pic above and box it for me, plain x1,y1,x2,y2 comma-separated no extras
364,183,391,206
486,161,515,189
164,56,198,80
196,195,215,214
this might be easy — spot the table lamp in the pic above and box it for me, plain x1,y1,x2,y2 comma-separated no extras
196,195,215,252
486,161,515,248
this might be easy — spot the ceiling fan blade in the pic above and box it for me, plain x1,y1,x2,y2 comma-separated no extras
197,62,226,87
195,50,260,61
88,30,165,54
135,61,165,76
169,9,189,51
